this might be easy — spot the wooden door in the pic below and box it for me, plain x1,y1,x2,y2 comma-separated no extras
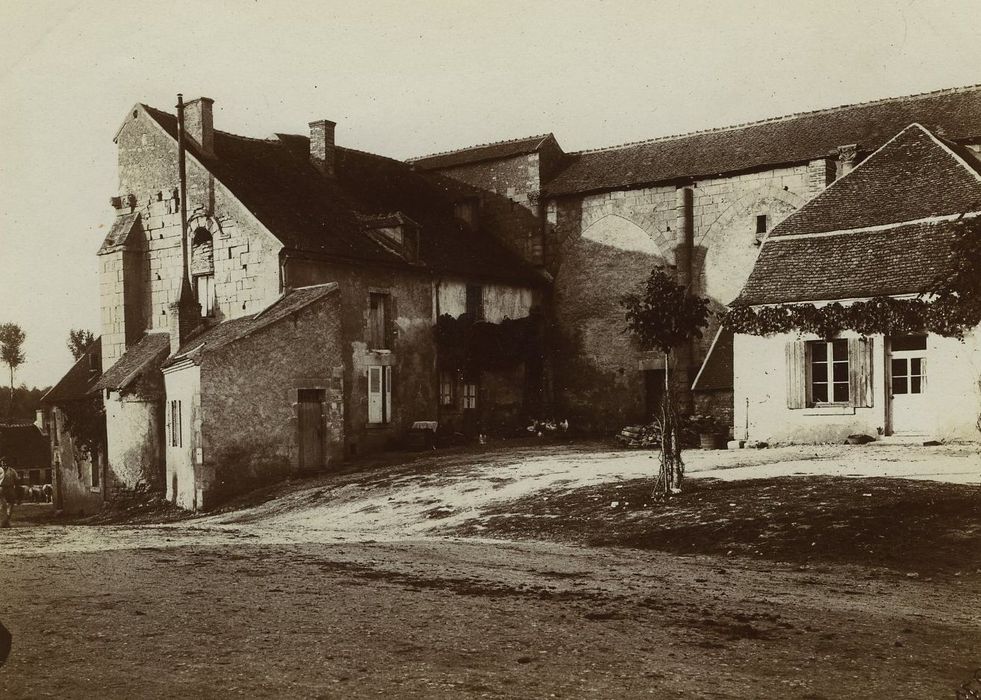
297,389,325,471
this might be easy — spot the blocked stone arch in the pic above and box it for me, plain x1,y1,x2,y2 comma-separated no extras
693,184,805,304
186,212,224,242
576,213,671,258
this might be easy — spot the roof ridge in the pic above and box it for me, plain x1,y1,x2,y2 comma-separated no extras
407,133,552,162
570,84,981,156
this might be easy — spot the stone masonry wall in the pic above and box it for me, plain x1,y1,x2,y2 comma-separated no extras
200,294,345,506
436,154,545,265
285,258,437,457
545,159,834,433
109,106,283,368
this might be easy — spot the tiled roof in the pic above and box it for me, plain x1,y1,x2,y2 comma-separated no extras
0,424,50,468
409,134,552,170
41,338,102,404
736,121,981,306
91,333,170,393
735,219,965,306
768,125,981,238
143,108,544,286
163,283,339,367
546,85,981,196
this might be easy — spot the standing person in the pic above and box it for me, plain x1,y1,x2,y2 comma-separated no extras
0,458,18,527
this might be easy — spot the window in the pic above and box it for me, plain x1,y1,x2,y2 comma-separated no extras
466,285,484,320
367,366,393,424
785,337,873,409
90,457,100,489
368,293,390,349
195,274,215,317
810,339,849,404
440,371,454,406
463,382,478,409
168,400,183,447
191,227,215,317
756,214,768,235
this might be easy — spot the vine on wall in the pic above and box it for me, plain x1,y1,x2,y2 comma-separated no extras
435,312,544,372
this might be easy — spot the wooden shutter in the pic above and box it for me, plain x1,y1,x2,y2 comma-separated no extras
165,401,173,446
785,341,807,409
848,337,874,408
368,366,383,423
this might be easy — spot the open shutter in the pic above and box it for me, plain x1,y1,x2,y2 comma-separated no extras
368,366,383,423
165,401,173,446
848,337,874,408
384,366,393,423
785,341,807,409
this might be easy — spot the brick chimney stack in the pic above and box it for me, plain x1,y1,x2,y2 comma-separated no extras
184,97,215,158
309,119,337,177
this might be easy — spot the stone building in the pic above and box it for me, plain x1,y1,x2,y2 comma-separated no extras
732,123,981,443
51,97,546,510
41,338,106,514
413,85,981,434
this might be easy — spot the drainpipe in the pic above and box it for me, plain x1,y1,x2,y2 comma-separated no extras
675,186,695,412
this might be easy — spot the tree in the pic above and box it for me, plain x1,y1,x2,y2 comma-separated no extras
67,329,96,361
0,324,26,417
621,268,710,497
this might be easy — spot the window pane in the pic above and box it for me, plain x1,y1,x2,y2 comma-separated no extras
832,362,848,382
810,342,827,362
892,335,927,351
833,383,849,402
910,377,922,394
910,358,921,376
891,358,907,378
832,340,848,361
812,384,828,403
892,377,908,395
812,363,827,382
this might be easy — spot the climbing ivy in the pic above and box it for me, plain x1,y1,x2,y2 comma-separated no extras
435,312,544,372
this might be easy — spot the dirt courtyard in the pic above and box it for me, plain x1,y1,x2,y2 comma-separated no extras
0,442,978,699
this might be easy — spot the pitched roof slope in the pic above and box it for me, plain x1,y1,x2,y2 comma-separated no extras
42,338,103,404
164,283,339,366
546,85,981,196
143,108,543,285
768,124,981,237
91,333,170,393
409,134,552,170
735,124,981,306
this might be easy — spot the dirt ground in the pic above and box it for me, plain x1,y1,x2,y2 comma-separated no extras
1,442,979,699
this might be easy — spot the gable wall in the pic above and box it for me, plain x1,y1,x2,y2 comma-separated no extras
105,109,283,370
433,153,546,265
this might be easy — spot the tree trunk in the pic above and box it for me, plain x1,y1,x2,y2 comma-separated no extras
7,365,12,419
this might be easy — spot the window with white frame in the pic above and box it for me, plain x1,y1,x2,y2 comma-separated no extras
785,337,873,409
367,365,393,424
810,339,849,404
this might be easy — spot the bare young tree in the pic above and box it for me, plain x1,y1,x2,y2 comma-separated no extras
67,328,96,361
0,324,26,417
621,269,709,498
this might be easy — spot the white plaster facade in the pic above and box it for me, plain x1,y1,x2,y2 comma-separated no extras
734,328,981,444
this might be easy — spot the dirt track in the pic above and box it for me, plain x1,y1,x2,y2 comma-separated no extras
1,443,979,698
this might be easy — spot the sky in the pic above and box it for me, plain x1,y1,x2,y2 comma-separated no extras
1,0,980,388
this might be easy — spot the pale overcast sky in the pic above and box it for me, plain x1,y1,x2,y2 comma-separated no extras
1,0,980,388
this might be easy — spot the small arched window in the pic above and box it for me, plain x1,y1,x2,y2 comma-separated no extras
191,227,215,317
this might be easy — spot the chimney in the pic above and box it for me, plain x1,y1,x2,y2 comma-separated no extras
184,97,215,158
168,295,201,355
309,119,337,176
835,144,858,179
